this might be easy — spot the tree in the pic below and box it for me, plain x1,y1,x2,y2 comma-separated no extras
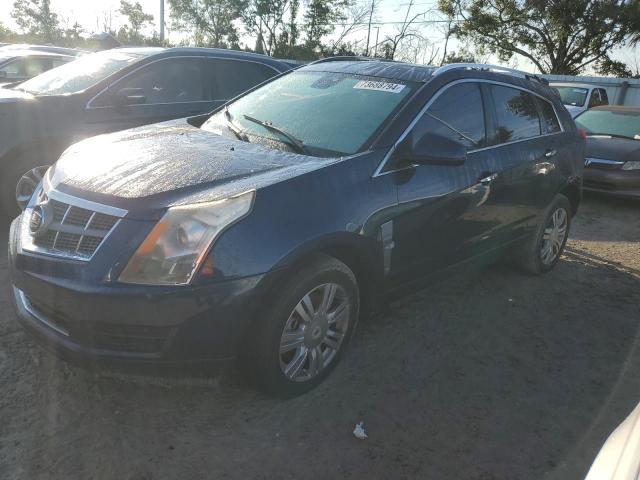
380,0,430,60
243,0,292,55
119,1,154,36
169,0,246,48
11,0,61,42
439,0,640,75
303,0,350,51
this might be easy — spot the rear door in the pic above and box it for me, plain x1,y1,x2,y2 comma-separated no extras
485,84,562,240
83,57,215,136
388,81,520,285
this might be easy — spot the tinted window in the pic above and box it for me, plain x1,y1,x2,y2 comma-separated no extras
207,58,277,101
116,58,204,104
490,85,541,143
413,82,486,149
599,89,609,104
537,98,561,134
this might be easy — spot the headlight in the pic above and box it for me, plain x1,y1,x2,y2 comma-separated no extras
118,191,255,285
622,161,640,171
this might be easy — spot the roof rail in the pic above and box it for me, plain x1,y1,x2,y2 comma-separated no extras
433,63,548,85
309,56,397,65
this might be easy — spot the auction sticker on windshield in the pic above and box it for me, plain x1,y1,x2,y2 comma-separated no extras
354,80,406,93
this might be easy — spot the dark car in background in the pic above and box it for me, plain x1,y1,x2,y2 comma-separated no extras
0,49,75,86
575,106,640,198
0,47,295,217
9,61,584,397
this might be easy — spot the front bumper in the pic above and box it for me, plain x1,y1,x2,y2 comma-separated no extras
9,218,274,365
583,168,640,199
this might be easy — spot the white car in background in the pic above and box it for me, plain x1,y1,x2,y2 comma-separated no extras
586,402,640,480
551,82,609,117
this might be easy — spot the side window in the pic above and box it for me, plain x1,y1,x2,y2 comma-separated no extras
412,82,486,149
490,85,541,143
537,98,561,134
207,59,277,101
588,89,601,108
0,57,51,79
598,88,609,105
114,58,205,104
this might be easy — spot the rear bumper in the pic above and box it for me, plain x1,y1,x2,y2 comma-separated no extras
583,168,640,199
9,221,276,365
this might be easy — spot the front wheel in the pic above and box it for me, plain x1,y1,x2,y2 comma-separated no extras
514,193,572,274
245,254,359,397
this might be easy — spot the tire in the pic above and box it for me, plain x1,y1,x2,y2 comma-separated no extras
1,153,51,222
244,254,359,398
514,193,572,275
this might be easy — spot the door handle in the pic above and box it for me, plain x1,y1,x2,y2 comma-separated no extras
545,149,557,158
479,173,498,185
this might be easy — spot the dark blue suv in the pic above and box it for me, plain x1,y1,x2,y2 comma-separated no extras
9,60,584,397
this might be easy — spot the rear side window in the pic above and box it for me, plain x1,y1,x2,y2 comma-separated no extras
115,57,205,104
537,99,561,134
413,82,487,149
599,89,609,104
490,85,541,143
207,58,277,101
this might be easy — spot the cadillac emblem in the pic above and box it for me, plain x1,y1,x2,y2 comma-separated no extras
29,200,52,237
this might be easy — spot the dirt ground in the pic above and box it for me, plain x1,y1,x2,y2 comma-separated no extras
0,194,639,480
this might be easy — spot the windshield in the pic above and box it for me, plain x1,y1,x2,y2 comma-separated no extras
555,86,588,107
16,50,144,95
575,109,640,140
202,70,417,157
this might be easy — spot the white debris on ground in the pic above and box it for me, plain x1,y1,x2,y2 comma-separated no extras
353,422,368,440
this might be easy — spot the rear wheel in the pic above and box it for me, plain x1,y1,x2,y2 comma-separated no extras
514,193,572,274
245,254,359,397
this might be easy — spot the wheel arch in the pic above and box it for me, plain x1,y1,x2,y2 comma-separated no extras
559,181,582,216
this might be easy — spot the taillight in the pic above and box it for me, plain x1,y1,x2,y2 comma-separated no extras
577,128,587,140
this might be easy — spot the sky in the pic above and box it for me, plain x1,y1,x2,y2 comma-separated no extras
0,0,637,74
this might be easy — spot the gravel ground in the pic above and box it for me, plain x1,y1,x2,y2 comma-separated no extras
0,194,639,480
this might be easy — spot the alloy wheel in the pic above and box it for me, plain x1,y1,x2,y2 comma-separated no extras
540,207,568,265
279,283,350,383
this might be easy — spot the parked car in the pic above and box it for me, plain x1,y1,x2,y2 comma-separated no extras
0,44,86,57
0,47,295,218
575,106,640,198
8,61,584,397
550,82,609,117
0,49,74,86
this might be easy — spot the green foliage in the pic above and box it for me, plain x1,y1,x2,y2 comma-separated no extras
169,0,246,48
439,0,640,75
303,0,350,51
117,0,155,45
11,0,61,42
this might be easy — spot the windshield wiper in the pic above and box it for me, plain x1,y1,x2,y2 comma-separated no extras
224,108,249,142
588,132,636,140
242,114,309,155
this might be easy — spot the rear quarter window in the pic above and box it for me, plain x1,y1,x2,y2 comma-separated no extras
537,98,562,134
490,85,541,143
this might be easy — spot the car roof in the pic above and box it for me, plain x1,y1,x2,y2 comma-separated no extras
0,44,85,56
589,105,640,113
550,82,597,89
0,49,74,59
301,59,437,83
137,47,295,70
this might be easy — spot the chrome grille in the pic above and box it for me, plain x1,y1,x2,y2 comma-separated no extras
31,199,120,259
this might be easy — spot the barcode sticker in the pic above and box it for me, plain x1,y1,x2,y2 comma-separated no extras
354,80,406,93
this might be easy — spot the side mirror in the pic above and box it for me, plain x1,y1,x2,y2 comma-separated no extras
396,132,467,166
114,87,146,106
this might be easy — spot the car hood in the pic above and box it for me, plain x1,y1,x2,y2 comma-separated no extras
586,136,640,163
50,120,336,209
